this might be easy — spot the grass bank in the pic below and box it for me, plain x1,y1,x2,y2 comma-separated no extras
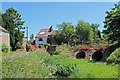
2,49,119,78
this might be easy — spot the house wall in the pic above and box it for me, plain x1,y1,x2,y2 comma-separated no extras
0,30,10,51
35,38,39,47
35,37,47,47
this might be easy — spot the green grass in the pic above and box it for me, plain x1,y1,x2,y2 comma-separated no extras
2,50,55,78
73,59,118,78
2,49,119,78
2,51,18,57
0,52,2,80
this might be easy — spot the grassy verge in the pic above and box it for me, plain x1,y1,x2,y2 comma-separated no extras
74,59,118,78
0,52,2,80
2,49,119,78
2,51,18,57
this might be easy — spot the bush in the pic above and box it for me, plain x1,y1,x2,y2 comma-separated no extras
43,54,82,78
44,43,50,46
107,48,120,64
39,44,44,48
1,44,9,52
16,42,22,49
54,51,60,55
26,41,31,47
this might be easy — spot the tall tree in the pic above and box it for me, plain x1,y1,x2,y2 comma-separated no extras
57,22,76,44
30,34,34,40
76,20,94,43
91,24,101,43
2,7,25,50
103,3,120,44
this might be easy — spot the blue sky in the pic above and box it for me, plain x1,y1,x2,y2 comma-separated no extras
2,2,117,39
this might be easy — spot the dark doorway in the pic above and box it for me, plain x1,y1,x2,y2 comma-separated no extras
92,51,103,61
76,51,86,59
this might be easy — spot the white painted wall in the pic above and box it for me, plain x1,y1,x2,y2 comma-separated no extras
35,36,47,47
35,38,39,47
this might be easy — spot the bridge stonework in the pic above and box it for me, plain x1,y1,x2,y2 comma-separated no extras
75,49,110,62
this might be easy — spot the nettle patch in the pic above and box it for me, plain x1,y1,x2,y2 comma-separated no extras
43,54,85,78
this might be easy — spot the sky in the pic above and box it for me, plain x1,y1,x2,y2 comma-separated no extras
2,2,117,40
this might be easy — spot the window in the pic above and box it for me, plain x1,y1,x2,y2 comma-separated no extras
39,38,43,41
40,32,45,35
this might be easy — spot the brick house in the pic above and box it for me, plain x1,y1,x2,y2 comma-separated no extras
0,26,10,51
35,27,56,47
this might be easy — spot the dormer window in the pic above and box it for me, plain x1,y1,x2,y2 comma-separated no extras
40,32,45,35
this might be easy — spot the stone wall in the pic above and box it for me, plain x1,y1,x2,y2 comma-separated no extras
0,30,10,51
75,50,108,62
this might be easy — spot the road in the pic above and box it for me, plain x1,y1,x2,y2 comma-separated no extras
3,51,30,61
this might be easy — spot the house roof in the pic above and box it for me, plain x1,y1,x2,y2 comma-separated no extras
48,30,57,36
35,28,58,38
35,28,49,38
0,26,9,33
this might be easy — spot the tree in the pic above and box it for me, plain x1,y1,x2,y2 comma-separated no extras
2,7,25,50
30,34,34,40
75,20,94,43
91,24,101,43
103,3,120,44
57,22,76,44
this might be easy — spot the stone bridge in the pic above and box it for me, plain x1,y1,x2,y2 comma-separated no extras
74,44,117,62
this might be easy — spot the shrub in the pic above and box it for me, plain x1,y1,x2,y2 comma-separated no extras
1,43,9,52
16,42,22,49
54,51,60,55
26,41,31,47
43,54,82,78
107,48,120,64
26,40,34,47
55,62,77,77
21,46,25,51
44,43,50,46
39,44,44,48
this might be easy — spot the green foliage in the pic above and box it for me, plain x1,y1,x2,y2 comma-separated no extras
107,48,120,64
54,51,60,55
56,22,76,44
26,40,34,47
43,54,82,78
54,21,95,45
2,7,25,51
91,24,101,43
56,44,72,54
39,44,44,48
103,4,120,44
15,42,22,49
76,20,94,43
2,51,18,57
30,34,34,40
1,44,9,53
2,50,118,78
26,42,31,47
44,43,50,46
